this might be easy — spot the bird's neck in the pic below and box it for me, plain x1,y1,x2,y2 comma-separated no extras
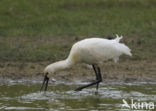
53,58,73,71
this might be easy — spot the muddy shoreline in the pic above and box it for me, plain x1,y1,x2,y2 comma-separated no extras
0,59,155,83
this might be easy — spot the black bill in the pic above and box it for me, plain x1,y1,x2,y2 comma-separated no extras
40,74,49,92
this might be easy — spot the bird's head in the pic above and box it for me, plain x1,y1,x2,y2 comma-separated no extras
40,60,69,92
44,64,56,78
40,64,56,92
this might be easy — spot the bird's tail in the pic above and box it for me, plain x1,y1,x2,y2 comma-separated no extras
119,43,132,56
113,34,132,56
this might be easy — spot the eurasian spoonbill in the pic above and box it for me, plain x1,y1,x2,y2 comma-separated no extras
40,34,132,92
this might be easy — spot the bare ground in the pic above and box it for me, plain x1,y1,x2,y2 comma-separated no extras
0,59,155,83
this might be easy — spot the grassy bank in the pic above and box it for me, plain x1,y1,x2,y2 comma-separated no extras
0,0,155,62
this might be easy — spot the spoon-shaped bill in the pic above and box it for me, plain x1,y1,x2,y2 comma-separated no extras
40,74,49,92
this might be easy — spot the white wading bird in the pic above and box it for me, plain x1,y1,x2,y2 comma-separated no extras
40,34,132,92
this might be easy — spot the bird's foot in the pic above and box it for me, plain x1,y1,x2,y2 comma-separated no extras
75,87,82,91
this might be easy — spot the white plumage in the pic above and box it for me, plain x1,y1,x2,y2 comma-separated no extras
40,34,132,92
45,34,131,76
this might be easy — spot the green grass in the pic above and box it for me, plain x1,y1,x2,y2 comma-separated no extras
0,0,155,62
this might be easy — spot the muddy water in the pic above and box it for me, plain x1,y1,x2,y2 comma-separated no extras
0,80,156,111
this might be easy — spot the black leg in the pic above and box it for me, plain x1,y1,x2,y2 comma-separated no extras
93,65,98,80
96,67,102,91
75,65,102,91
75,79,102,91
93,65,99,91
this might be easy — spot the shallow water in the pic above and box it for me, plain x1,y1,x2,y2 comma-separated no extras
0,80,156,111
